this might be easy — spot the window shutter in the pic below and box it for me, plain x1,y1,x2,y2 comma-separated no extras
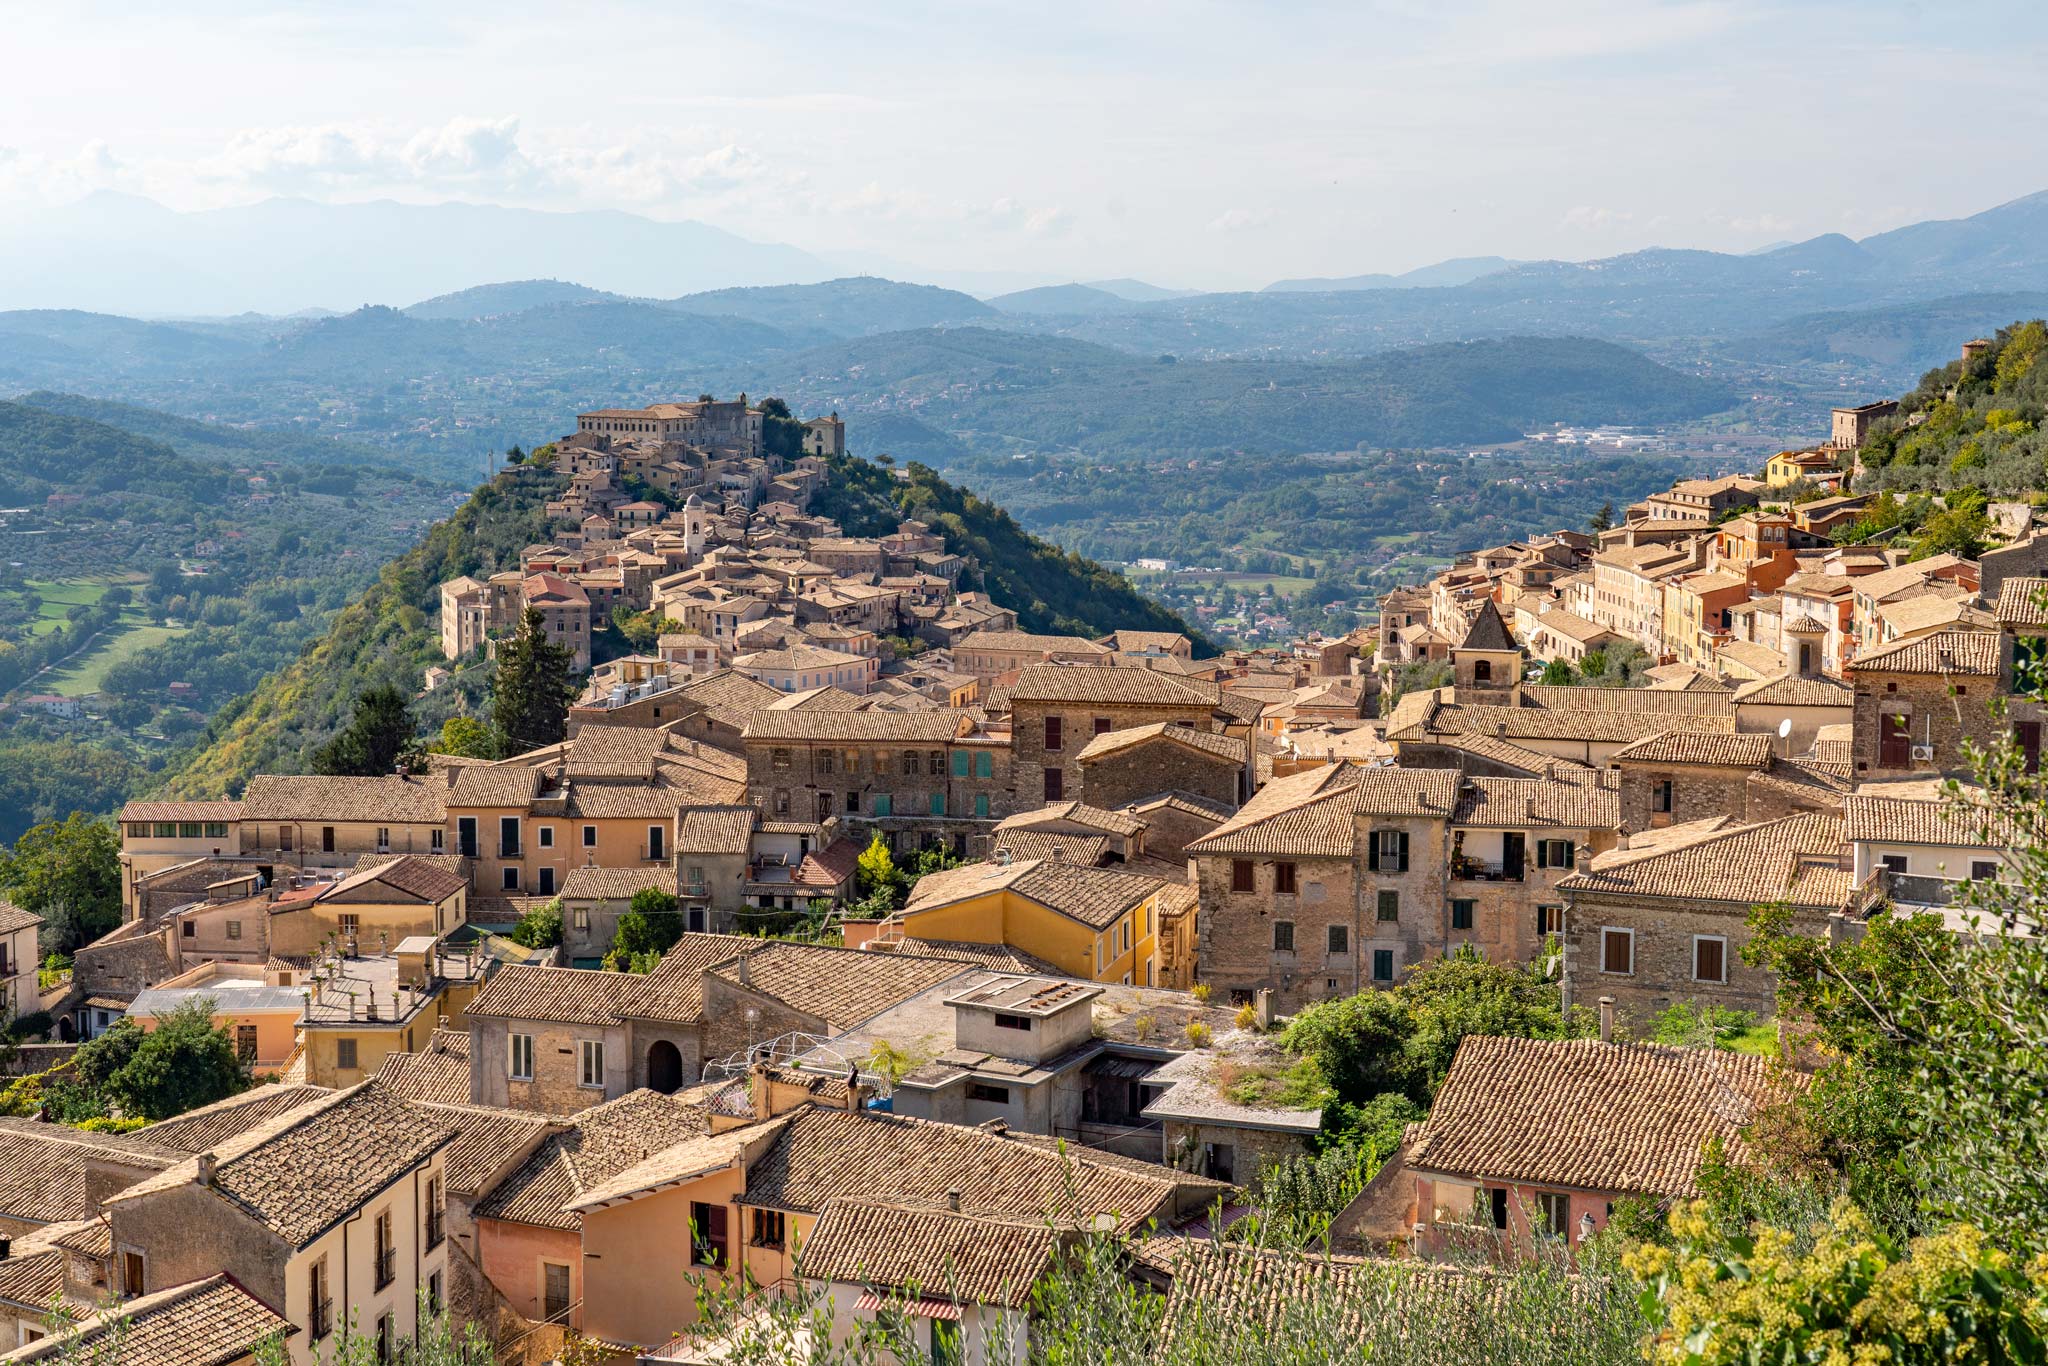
1560,840,1574,867
1367,835,1380,873
1397,832,1410,872
1536,841,1549,869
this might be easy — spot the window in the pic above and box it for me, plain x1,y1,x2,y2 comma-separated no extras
499,816,521,857
580,1039,606,1088
1972,860,1999,881
321,826,335,853
1203,1142,1235,1183
279,826,294,852
122,1250,145,1299
772,747,792,770
1044,715,1063,751
1693,935,1727,983
542,1262,572,1322
975,751,994,780
1451,899,1475,931
1601,928,1635,975
932,1319,964,1366
538,867,556,896
509,1033,534,1080
373,1210,395,1290
1652,780,1674,814
1094,716,1113,735
993,1012,1031,1031
427,1271,443,1315
375,826,390,852
817,749,835,776
1376,890,1399,922
967,1081,1012,1104
1231,859,1255,893
431,828,445,853
690,1202,729,1268
1372,949,1396,982
1327,925,1348,955
2018,722,2042,775
235,1025,258,1061
1491,1188,1511,1231
152,821,177,838
538,825,554,848
871,793,894,817
182,920,196,938
952,750,970,778
1880,853,1908,874
582,825,597,848
750,1208,786,1249
974,793,990,819
307,1257,333,1337
1536,905,1563,937
1537,1191,1571,1240
1879,713,1911,767
846,790,860,813
928,750,945,776
336,1038,358,1071
502,866,521,891
1473,658,1492,683
1274,861,1297,894
901,749,920,776
1535,839,1573,869
425,1174,443,1250
1043,766,1064,801
1273,921,1295,953
929,792,945,816
1367,829,1409,872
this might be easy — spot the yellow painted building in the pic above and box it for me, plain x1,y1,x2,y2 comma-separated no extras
297,938,490,1088
884,858,1167,986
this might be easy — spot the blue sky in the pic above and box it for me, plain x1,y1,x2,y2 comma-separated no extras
4,0,2045,289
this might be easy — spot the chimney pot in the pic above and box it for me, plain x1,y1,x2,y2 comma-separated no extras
947,1189,961,1212
1598,996,1615,1043
197,1152,217,1186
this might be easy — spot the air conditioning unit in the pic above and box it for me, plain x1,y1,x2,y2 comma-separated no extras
1911,745,1935,762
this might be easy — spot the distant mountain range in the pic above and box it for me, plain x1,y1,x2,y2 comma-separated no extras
1262,256,1527,293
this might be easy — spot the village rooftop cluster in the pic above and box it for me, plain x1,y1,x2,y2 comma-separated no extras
0,363,2039,1363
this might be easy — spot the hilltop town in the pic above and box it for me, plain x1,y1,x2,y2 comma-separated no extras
0,340,2042,1362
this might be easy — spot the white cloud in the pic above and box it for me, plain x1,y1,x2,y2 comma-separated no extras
0,139,131,203
1208,207,1273,233
1561,205,1634,231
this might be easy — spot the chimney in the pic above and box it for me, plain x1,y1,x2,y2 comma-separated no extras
1598,996,1615,1043
1574,843,1593,874
197,1152,217,1186
947,1189,962,1212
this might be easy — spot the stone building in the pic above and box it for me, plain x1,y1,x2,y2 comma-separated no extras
1845,630,2013,781
1074,721,1250,811
1446,768,1621,965
1008,665,1221,808
1609,730,1777,830
1555,812,1853,1026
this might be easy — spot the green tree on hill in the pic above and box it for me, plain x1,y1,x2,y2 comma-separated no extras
429,715,498,760
310,683,413,777
0,813,121,954
491,607,577,757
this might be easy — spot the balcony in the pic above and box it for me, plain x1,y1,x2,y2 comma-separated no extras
374,1247,395,1291
498,843,523,860
311,1300,334,1340
1451,857,1522,884
425,1213,444,1252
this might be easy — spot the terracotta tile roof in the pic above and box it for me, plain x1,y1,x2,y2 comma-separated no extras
876,940,1063,975
958,630,1109,655
1349,765,1462,818
565,725,673,779
1519,684,1734,716
1435,703,1737,745
116,799,243,824
1212,689,1267,725
0,1245,69,1316
1845,793,2011,849
1610,730,1774,768
711,942,970,1027
1108,630,1192,653
1992,577,2048,628
401,1098,555,1197
676,806,757,854
465,963,648,1027
1408,1036,1796,1197
1006,664,1217,708
445,762,544,808
1452,770,1620,829
0,1274,294,1366
371,1030,474,1106
135,1085,335,1155
1850,553,1971,603
1184,766,1364,858
900,859,1166,932
1849,630,2001,677
1557,813,1851,908
743,1106,1212,1230
743,709,968,742
473,1090,709,1231
1075,721,1246,766
798,1201,1060,1308
0,899,43,936
1407,731,1564,776
565,1121,781,1210
992,830,1110,865
619,935,771,1024
241,774,448,824
995,800,1147,839
1730,673,1853,706
0,1119,180,1225
1457,599,1515,651
321,854,467,904
1155,1242,1485,1349
560,865,676,901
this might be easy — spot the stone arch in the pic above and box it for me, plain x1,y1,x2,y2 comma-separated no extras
646,1040,684,1094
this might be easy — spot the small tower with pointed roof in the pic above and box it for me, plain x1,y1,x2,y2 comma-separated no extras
1452,598,1522,698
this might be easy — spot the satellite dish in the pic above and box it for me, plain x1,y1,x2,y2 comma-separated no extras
1777,718,1793,740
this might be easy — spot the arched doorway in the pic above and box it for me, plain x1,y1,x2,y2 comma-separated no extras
57,1015,76,1042
646,1040,683,1094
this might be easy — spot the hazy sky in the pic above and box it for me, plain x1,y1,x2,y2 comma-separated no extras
5,0,2047,290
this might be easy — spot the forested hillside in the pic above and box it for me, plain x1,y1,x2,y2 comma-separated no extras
815,455,1212,649
159,460,567,797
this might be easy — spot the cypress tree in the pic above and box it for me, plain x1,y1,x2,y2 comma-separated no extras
491,606,578,756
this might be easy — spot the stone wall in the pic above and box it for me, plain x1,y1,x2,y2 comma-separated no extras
1011,700,1213,809
1161,1119,1312,1185
1191,852,1360,1013
468,1017,631,1115
1079,740,1242,811
1561,890,1831,1024
1849,665,2032,781
1615,761,1756,832
72,921,173,998
698,975,826,1070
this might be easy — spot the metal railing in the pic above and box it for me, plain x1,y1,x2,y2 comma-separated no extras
373,1247,395,1291
1451,860,1522,883
311,1299,334,1340
425,1212,444,1252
